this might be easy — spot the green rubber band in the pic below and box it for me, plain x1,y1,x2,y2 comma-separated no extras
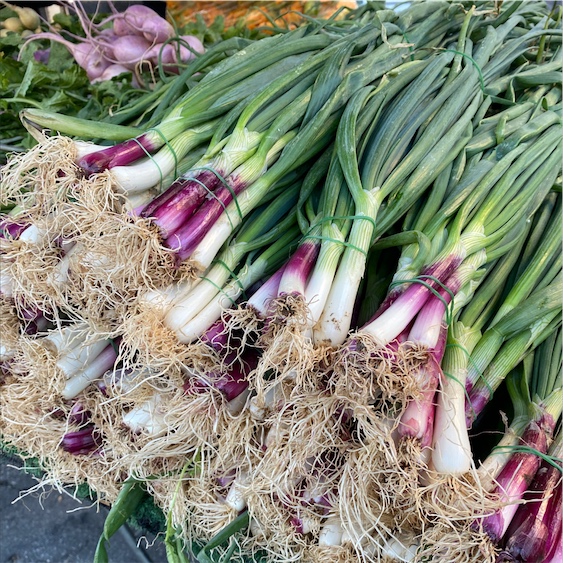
311,214,377,230
303,233,367,256
490,445,563,472
149,127,179,180
441,48,487,95
213,259,247,300
199,275,238,307
389,276,455,326
187,175,236,231
191,166,244,222
416,274,455,326
444,342,494,397
442,367,477,420
130,137,164,189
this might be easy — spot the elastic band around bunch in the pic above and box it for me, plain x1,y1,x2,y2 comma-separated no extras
442,367,478,420
390,275,456,326
199,274,239,308
441,48,486,95
149,127,180,180
445,341,494,397
191,166,243,223
213,259,247,299
301,214,377,255
302,233,368,256
491,444,563,472
130,137,164,189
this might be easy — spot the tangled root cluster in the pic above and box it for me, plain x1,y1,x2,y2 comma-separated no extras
1,136,508,562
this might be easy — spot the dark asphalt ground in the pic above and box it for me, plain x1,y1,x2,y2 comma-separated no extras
0,454,168,563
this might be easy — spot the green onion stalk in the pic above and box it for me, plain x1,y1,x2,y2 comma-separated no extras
471,327,562,546
498,425,562,562
466,296,562,427
76,27,334,173
251,46,477,392
426,216,532,478
15,321,122,400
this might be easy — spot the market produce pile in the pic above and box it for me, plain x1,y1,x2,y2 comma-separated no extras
1,1,562,562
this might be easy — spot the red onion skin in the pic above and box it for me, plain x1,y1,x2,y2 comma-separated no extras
143,170,222,238
165,174,251,261
500,457,562,562
68,402,91,426
0,218,31,240
360,255,464,330
77,133,159,174
545,531,562,563
480,421,550,543
61,426,101,456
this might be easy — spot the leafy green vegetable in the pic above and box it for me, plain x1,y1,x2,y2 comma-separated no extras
94,479,147,563
0,31,141,161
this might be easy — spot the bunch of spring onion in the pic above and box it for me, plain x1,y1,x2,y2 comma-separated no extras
498,425,562,563
0,23,305,316
227,3,558,401
0,326,128,503
334,106,560,417
0,30,336,327
397,208,561,557
295,95,563,561
419,323,561,562
39,1,466,317
10,1,459,337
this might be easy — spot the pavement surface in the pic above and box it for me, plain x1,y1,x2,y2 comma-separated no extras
0,454,168,563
